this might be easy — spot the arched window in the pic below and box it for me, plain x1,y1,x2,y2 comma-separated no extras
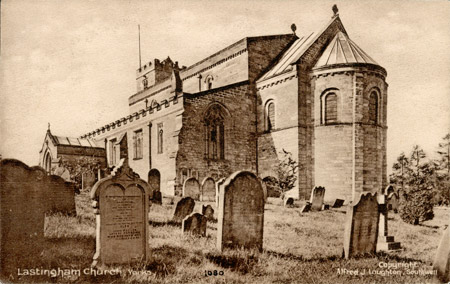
204,104,226,159
205,76,213,90
368,91,378,124
265,100,275,131
324,93,337,124
44,152,52,173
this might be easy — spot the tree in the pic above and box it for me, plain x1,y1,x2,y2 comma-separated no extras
267,149,299,198
435,133,450,205
396,145,434,225
389,152,409,193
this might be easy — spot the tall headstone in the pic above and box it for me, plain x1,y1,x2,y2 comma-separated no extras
0,159,47,275
182,213,207,237
47,174,77,216
90,161,150,266
183,177,200,200
343,192,379,258
376,187,401,251
215,177,225,208
433,226,450,283
217,171,264,252
173,197,195,222
310,186,326,211
201,177,215,202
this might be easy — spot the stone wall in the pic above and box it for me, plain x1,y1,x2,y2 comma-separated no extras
177,82,256,196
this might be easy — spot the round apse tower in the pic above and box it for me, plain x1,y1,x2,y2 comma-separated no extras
311,31,388,203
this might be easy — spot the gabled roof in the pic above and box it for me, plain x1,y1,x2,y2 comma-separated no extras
314,31,378,68
258,15,347,82
40,129,104,153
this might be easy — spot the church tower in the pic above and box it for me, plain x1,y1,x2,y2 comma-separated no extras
311,31,388,202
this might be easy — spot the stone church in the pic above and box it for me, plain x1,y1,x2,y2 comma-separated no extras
40,7,388,202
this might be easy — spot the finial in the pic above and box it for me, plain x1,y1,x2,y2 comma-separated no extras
48,122,51,131
332,4,339,16
290,23,297,35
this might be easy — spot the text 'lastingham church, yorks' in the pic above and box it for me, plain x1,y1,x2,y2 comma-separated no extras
39,6,388,202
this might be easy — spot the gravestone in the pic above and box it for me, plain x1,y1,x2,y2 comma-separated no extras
173,197,195,222
215,177,225,208
217,171,264,252
0,159,47,275
90,162,150,266
82,170,96,189
387,192,399,212
202,204,215,220
300,202,311,213
182,213,207,237
183,177,200,200
343,192,379,258
322,204,330,210
152,190,162,205
310,186,326,211
433,226,450,283
332,199,345,208
376,188,401,251
47,174,77,216
148,169,161,203
201,177,216,202
284,197,294,207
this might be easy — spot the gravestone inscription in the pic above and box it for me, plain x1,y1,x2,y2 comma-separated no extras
343,192,379,258
90,162,149,266
217,171,264,252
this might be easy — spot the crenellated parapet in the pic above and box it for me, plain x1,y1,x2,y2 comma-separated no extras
80,93,181,139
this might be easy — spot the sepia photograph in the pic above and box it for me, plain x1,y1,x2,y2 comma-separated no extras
0,0,449,283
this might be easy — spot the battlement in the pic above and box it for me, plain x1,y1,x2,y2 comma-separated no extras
136,56,186,93
80,93,182,139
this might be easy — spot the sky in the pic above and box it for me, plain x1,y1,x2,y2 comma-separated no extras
1,0,449,172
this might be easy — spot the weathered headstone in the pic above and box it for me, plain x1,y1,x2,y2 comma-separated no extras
284,197,294,207
215,177,225,208
332,199,345,208
310,186,326,211
202,204,215,220
182,213,207,237
82,170,97,189
183,177,200,200
376,188,401,251
343,192,379,258
47,174,77,216
173,197,195,222
217,171,264,252
300,202,311,213
0,159,47,275
152,190,162,205
433,226,450,283
387,192,399,212
90,162,150,266
322,204,330,210
201,177,216,202
148,168,161,204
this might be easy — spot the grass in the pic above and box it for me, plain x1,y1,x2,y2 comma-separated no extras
1,193,448,284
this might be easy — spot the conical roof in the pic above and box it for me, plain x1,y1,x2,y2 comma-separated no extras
314,32,379,68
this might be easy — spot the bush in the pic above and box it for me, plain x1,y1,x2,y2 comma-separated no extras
398,183,434,225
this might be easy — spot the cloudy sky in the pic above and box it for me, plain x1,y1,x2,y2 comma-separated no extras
1,0,449,171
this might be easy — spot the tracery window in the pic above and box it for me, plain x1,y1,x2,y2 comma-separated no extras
133,129,143,159
204,104,226,159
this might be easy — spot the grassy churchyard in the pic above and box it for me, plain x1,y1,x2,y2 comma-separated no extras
10,191,448,284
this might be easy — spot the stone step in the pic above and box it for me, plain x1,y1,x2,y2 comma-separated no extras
377,241,402,251
379,235,395,242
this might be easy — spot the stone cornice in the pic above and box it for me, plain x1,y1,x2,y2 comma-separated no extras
256,72,298,91
311,63,387,78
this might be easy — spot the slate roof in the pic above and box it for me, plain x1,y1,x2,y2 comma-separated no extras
314,31,378,68
52,135,104,148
